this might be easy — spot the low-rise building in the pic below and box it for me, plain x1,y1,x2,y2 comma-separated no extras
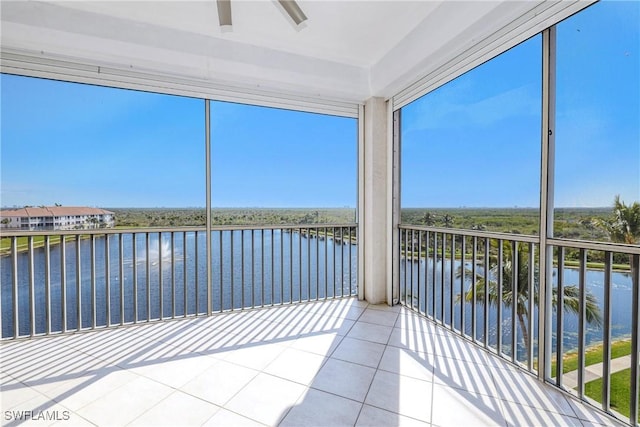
0,207,115,230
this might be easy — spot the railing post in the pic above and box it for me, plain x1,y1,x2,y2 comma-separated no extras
483,237,489,348
145,233,151,321
511,240,518,364
29,236,36,336
159,232,164,319
497,239,503,353
205,99,212,316
132,233,137,323
77,234,83,330
45,235,52,334
577,249,587,398
556,247,565,387
527,242,535,371
11,236,19,338
62,235,68,332
602,251,612,412
119,233,124,325
460,235,466,336
630,254,640,425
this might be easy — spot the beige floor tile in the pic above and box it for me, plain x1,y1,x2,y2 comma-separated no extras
218,341,285,371
430,383,505,426
75,376,173,426
224,373,306,426
260,309,317,334
346,322,393,345
356,404,431,427
203,408,266,427
1,384,46,410
289,332,344,356
311,358,376,402
563,398,627,427
394,310,438,335
431,332,489,366
129,390,220,426
367,304,402,313
215,316,280,339
297,313,356,336
180,359,258,406
388,327,434,354
358,308,400,327
331,337,386,368
280,389,362,427
263,347,326,385
433,354,498,397
379,346,434,382
65,332,159,366
492,366,578,417
304,299,367,321
500,398,583,427
364,370,432,423
128,353,217,389
3,345,106,387
46,368,140,412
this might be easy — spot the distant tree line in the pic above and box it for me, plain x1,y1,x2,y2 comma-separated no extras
109,208,356,228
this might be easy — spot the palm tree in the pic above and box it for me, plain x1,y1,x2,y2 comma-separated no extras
422,212,437,226
458,241,602,351
595,195,640,245
442,214,454,228
595,195,640,281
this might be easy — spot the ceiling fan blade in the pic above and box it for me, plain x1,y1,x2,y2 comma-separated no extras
217,0,232,27
278,0,307,26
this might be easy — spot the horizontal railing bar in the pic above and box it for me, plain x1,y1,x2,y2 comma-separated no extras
0,223,358,237
547,237,640,255
398,225,640,254
398,224,540,244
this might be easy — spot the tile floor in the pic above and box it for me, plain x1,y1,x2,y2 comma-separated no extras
0,298,626,426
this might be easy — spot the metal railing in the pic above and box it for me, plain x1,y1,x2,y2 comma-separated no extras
397,225,640,425
0,224,358,340
397,225,540,369
547,237,640,424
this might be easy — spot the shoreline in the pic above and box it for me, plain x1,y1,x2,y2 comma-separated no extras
399,252,633,274
0,228,358,257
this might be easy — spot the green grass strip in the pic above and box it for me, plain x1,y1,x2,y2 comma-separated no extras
552,340,632,376
585,368,638,422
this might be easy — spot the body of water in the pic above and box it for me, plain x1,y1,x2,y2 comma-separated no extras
399,257,635,355
3,230,634,354
1,230,358,338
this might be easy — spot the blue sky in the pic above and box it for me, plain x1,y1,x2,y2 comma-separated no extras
1,79,206,207
0,78,356,208
401,0,639,208
210,102,356,208
1,1,638,210
401,34,543,208
553,0,639,208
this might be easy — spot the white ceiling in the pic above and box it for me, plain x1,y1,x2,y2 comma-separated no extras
0,1,588,104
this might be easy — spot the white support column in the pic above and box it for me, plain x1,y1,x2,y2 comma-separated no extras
538,26,556,381
361,97,392,305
